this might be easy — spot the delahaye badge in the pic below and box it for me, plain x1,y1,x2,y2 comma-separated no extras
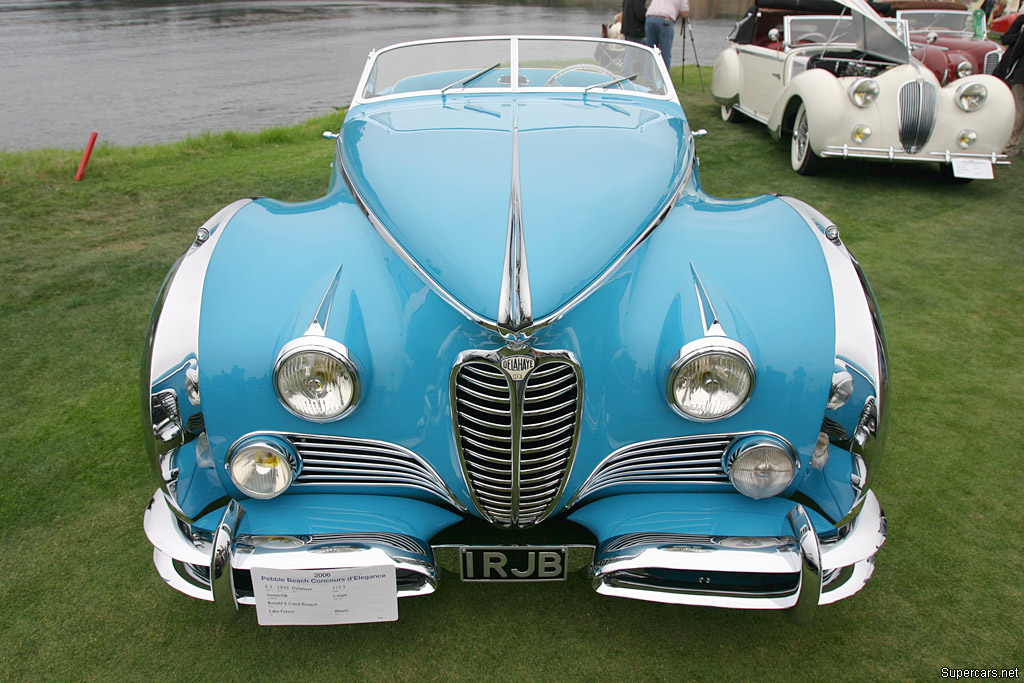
500,355,535,381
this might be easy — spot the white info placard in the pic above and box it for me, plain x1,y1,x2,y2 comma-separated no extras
251,565,398,626
952,158,994,180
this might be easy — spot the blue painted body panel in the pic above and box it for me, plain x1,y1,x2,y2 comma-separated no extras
176,88,868,539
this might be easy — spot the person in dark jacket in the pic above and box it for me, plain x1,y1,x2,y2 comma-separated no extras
621,0,647,43
995,14,1024,156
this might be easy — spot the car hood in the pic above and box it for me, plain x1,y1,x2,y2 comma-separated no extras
340,94,690,325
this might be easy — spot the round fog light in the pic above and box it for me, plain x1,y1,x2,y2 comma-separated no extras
725,437,798,499
957,61,973,78
228,437,297,499
957,129,977,149
851,125,872,145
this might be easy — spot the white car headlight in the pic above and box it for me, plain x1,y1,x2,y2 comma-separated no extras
956,61,973,78
274,337,361,421
848,78,880,108
725,437,798,499
667,338,754,421
955,82,987,111
228,437,298,499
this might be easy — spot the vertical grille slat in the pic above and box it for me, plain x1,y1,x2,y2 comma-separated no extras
453,354,581,528
898,80,937,154
984,50,1000,74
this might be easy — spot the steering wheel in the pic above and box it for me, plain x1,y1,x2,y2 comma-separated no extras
796,32,830,44
545,63,616,86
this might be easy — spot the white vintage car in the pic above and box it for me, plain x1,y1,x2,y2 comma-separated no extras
711,0,1013,178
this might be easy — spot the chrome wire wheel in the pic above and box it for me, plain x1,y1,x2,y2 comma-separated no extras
790,102,821,175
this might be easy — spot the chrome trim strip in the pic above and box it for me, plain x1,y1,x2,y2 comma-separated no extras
497,117,533,336
142,199,252,525
569,431,792,506
822,145,1010,163
210,499,246,621
338,108,694,338
233,431,467,511
305,264,345,337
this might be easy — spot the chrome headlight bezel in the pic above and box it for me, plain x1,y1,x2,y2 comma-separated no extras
273,336,361,422
227,436,299,500
666,337,755,422
848,78,880,108
956,60,973,79
955,82,987,111
723,435,799,500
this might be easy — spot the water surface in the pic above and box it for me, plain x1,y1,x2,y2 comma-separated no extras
0,0,734,149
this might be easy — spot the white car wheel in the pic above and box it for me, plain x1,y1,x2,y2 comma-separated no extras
790,102,821,175
721,104,741,123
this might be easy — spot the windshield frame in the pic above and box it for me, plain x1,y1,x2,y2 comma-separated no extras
896,9,981,35
350,35,677,108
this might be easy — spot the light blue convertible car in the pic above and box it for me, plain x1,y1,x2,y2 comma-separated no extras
143,36,889,624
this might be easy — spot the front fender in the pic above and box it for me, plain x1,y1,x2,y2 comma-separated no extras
768,69,846,146
711,47,742,105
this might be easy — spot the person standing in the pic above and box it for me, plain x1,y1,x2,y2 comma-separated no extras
645,0,690,71
995,14,1024,156
621,0,647,44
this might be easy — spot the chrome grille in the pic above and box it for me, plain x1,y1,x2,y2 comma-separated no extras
572,435,733,504
284,433,462,509
984,50,1000,75
897,80,937,154
519,363,579,523
452,353,582,528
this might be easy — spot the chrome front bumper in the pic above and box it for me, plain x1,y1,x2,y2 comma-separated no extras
590,491,886,614
144,491,439,613
147,489,885,619
820,145,1010,164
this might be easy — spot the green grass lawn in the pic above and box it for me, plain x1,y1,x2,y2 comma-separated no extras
1,68,1021,681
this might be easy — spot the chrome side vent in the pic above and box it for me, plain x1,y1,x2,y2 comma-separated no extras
897,80,937,154
983,50,1000,75
451,349,582,528
571,435,737,505
280,433,464,510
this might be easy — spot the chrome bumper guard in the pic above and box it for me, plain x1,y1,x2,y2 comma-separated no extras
821,145,1010,165
590,491,886,615
144,491,438,617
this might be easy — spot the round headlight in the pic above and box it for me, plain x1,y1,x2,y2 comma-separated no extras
848,78,880,107
667,338,754,421
274,338,360,421
827,370,854,410
955,82,987,111
956,61,973,78
725,437,798,499
228,438,297,499
851,125,872,145
957,129,978,149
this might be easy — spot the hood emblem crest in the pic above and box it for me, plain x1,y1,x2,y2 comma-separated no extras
500,354,535,381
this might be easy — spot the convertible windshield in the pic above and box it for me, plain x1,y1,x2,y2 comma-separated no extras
788,16,909,47
359,36,668,100
897,10,977,34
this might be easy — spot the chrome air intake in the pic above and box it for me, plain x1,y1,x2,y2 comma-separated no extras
451,348,582,528
897,80,938,154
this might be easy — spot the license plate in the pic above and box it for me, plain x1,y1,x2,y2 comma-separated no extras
460,546,567,581
952,158,994,179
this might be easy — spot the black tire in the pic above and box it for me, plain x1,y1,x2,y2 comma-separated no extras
790,102,822,176
721,103,743,123
939,163,973,184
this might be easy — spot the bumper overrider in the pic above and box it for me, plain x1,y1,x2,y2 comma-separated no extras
145,486,886,618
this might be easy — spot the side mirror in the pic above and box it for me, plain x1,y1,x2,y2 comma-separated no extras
323,131,339,140
768,27,781,43
926,31,938,44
